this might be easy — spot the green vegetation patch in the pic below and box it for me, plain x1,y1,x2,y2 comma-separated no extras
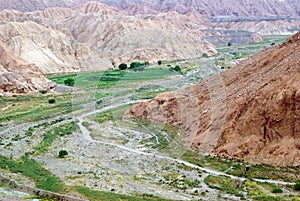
0,94,73,123
181,150,232,172
33,122,77,155
204,175,244,197
74,186,173,201
0,155,65,193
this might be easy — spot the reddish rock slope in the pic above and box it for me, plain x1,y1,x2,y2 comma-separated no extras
126,32,300,166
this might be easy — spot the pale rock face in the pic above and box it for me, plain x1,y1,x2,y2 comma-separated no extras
126,32,300,166
0,2,217,72
0,21,81,74
0,42,55,95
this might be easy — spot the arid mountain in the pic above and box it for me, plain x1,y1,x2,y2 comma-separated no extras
0,42,54,95
0,2,217,73
0,0,299,36
1,0,299,17
126,32,300,166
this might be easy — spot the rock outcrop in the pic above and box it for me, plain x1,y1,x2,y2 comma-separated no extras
126,32,300,166
0,42,54,95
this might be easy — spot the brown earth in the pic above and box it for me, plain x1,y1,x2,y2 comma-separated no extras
126,32,300,166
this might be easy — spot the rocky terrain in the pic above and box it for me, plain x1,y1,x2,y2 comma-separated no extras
0,2,216,74
0,0,299,17
126,32,300,166
0,41,54,95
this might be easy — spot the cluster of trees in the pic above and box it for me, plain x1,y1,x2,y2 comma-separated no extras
118,61,150,71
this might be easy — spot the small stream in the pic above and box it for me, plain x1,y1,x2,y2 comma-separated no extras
0,187,39,200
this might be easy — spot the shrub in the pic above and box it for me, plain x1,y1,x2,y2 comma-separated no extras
58,150,68,158
48,99,56,104
271,42,276,46
64,78,75,87
130,62,141,69
118,63,127,70
202,53,209,58
39,90,47,94
174,65,181,72
272,188,283,193
144,61,150,66
157,60,162,65
227,42,232,46
294,182,300,191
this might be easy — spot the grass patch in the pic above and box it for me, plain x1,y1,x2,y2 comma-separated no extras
96,104,133,123
0,94,74,123
245,164,299,182
0,155,65,193
181,150,232,172
33,122,77,155
48,68,177,90
204,175,244,197
74,186,173,201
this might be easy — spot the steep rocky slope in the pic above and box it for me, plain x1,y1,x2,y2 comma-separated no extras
0,42,54,95
0,21,82,74
0,2,217,72
126,32,300,166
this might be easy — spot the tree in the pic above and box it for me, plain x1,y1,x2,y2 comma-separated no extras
118,63,127,70
64,78,75,87
157,60,162,65
39,90,47,94
144,61,150,66
48,99,56,104
294,182,300,191
58,150,68,158
174,65,181,72
227,42,232,47
130,62,141,69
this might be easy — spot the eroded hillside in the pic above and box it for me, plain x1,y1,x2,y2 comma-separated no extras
0,42,54,95
126,32,300,166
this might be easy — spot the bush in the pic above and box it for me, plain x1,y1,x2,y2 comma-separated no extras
64,78,75,87
144,61,150,66
272,188,283,193
39,90,47,94
202,53,209,58
227,42,232,46
157,60,162,65
118,63,127,70
130,62,141,69
294,182,300,191
174,65,181,72
58,150,68,158
48,99,56,104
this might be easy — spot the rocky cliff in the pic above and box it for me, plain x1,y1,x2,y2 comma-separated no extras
0,42,54,95
126,32,300,166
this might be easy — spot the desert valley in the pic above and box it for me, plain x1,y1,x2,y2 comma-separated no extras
0,0,299,201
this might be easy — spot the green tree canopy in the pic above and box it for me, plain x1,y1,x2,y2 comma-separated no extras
118,63,127,70
64,78,75,86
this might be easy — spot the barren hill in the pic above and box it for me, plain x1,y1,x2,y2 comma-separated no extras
0,2,216,73
0,42,54,95
1,0,299,18
126,32,300,166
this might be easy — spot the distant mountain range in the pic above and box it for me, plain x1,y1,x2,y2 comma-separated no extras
0,0,299,17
